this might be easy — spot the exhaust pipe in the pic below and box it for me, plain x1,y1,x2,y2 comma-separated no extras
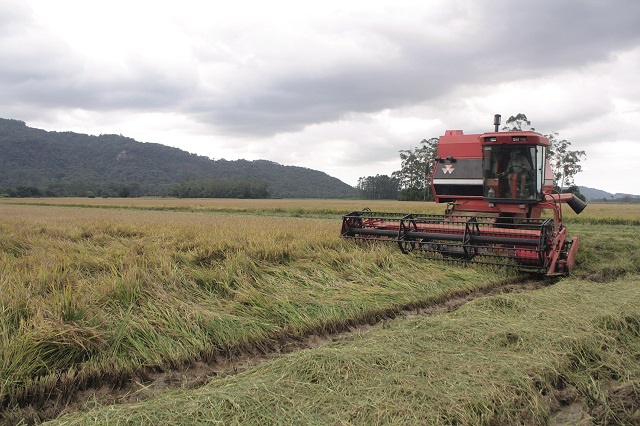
493,114,501,132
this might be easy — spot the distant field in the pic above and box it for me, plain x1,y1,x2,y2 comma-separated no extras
1,198,639,424
4,196,639,224
0,197,444,216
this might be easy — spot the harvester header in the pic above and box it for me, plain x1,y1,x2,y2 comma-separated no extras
341,115,586,275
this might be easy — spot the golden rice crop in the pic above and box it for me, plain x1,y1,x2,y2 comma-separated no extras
6,196,638,224
1,198,638,424
0,197,448,216
47,275,640,425
0,202,505,411
560,202,640,225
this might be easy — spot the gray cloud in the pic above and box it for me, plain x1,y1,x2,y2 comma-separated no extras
3,0,639,134
1,0,639,193
181,1,640,136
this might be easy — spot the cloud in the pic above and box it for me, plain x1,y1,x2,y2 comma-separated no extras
1,0,640,193
180,0,640,137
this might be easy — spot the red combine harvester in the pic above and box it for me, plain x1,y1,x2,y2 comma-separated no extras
341,115,587,275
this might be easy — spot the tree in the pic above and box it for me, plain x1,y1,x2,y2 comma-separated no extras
356,175,399,200
546,132,586,192
502,114,586,193
169,178,270,199
502,113,535,131
391,138,438,201
563,185,586,202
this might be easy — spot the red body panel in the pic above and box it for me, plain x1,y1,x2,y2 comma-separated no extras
436,130,483,158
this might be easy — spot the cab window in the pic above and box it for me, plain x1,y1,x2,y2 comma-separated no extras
483,145,543,200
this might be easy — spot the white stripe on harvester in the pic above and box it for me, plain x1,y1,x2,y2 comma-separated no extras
432,179,483,185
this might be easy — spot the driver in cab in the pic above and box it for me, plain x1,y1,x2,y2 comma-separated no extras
503,150,531,198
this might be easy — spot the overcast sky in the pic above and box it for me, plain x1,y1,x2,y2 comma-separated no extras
2,0,639,195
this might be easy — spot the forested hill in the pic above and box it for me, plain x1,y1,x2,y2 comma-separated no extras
0,118,357,198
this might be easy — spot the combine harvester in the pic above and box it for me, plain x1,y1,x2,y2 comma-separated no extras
341,115,587,275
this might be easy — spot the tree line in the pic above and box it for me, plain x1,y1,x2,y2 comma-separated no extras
357,114,586,201
169,178,270,199
0,178,270,199
0,183,145,198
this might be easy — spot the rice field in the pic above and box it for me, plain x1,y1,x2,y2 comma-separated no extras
4,196,639,224
50,275,640,425
0,197,444,218
1,198,639,424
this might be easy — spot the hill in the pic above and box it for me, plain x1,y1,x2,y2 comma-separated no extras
578,186,640,202
0,118,357,198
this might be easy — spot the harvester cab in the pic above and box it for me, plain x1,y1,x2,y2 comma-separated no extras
482,136,545,202
341,114,587,275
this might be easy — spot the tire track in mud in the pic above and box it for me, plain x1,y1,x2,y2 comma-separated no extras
9,275,554,424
